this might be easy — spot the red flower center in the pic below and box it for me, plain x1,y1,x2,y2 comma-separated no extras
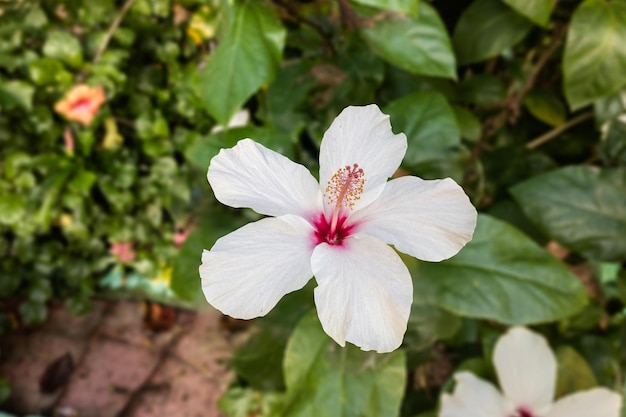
313,213,356,246
511,407,534,417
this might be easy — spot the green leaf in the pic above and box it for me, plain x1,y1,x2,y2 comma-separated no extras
28,58,72,86
405,303,461,353
171,207,247,303
501,0,552,26
555,346,597,398
523,89,567,127
198,0,285,125
563,0,626,109
594,91,626,125
599,117,626,166
385,91,460,168
350,0,419,16
458,74,506,105
453,0,533,65
411,214,587,324
282,312,406,417
0,377,10,404
218,387,285,417
0,193,25,226
0,80,34,111
510,166,626,261
184,126,293,169
360,3,456,79
452,105,482,142
232,286,314,390
42,30,83,67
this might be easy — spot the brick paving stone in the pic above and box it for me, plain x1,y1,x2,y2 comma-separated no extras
0,301,234,417
55,337,159,417
41,301,106,340
172,307,231,376
0,331,84,415
99,301,187,352
124,356,229,417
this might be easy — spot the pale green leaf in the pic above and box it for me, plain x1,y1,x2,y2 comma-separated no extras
510,166,626,261
563,0,626,109
0,80,34,111
502,0,552,26
351,0,419,16
42,30,83,67
411,214,587,324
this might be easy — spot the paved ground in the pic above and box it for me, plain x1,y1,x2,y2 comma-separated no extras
0,300,234,417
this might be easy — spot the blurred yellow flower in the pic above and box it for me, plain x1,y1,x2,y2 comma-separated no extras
54,84,106,127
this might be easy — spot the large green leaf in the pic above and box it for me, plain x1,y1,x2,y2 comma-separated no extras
453,0,533,65
198,0,285,125
360,3,456,79
351,0,419,16
510,166,626,261
385,91,460,168
281,313,406,417
411,214,587,324
563,0,626,109
502,0,552,26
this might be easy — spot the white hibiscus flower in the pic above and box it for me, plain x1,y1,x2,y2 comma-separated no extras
199,104,477,353
440,327,622,417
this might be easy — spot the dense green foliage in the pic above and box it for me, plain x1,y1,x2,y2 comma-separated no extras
1,0,625,416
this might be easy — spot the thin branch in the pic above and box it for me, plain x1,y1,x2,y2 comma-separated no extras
507,23,568,123
526,111,593,150
463,24,569,189
337,0,359,30
92,0,137,65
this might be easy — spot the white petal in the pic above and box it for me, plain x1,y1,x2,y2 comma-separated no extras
547,388,622,417
210,109,250,133
311,235,412,353
208,139,322,218
319,105,407,213
350,176,477,262
493,327,556,412
200,215,315,319
439,372,508,417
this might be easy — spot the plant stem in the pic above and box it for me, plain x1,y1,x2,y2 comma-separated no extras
526,111,594,150
92,0,137,65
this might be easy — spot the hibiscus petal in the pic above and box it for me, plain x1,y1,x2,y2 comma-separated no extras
200,215,315,319
350,176,477,262
439,372,508,417
319,105,407,213
493,327,556,412
311,235,412,353
547,388,621,417
208,139,322,218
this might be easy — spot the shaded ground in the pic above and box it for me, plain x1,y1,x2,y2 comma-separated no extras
0,300,234,417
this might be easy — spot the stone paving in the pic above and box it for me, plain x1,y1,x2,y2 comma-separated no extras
0,300,233,417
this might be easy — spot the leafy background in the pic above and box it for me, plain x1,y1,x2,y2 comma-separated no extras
1,0,625,416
